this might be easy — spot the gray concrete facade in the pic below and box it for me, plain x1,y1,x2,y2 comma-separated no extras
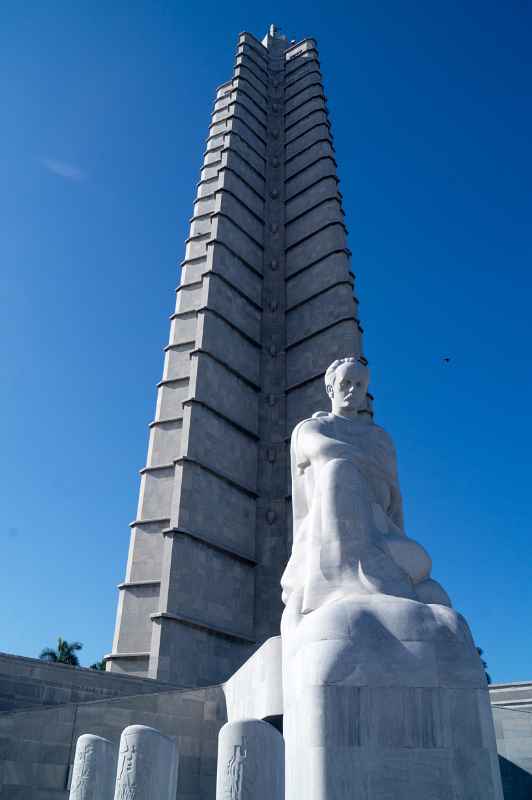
0,652,176,714
107,27,365,686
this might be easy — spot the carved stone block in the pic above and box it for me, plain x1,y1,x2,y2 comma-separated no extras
216,719,284,800
69,734,117,800
114,725,178,800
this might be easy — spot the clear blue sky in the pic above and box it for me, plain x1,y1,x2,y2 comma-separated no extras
1,0,530,681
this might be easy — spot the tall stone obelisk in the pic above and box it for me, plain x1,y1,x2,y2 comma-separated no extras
107,27,366,685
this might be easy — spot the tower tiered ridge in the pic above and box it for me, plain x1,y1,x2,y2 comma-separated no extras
107,27,368,685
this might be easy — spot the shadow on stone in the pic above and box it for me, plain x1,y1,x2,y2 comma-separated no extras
499,755,532,800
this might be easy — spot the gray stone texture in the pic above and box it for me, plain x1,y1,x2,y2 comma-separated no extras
490,684,532,800
0,652,176,713
108,29,365,686
493,706,532,800
490,681,532,712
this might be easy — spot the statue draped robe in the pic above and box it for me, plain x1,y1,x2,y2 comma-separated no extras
281,412,446,613
281,412,503,800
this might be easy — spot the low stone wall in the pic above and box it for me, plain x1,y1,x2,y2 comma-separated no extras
490,682,532,711
0,638,283,799
0,652,176,713
0,682,226,799
488,683,532,800
493,706,532,800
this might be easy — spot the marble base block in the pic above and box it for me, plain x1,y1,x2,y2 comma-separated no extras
114,724,178,800
69,734,117,800
216,719,284,800
283,595,504,800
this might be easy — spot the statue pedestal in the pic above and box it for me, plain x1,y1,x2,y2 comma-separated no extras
282,594,503,800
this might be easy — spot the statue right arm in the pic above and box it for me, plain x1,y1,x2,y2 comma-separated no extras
291,418,318,475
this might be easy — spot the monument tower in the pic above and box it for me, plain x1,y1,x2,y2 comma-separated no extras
107,26,367,685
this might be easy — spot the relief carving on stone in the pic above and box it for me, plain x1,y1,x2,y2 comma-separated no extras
71,739,95,799
221,737,259,800
115,736,138,800
70,733,116,800
215,721,283,800
113,725,178,800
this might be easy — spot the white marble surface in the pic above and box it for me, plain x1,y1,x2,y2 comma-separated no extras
282,358,449,611
282,357,503,799
224,636,283,723
216,719,284,800
113,725,178,800
69,734,117,800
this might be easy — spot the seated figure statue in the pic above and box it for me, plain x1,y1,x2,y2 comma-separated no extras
281,356,450,613
281,357,503,800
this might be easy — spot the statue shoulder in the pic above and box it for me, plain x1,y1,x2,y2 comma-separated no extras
290,413,334,458
370,423,398,460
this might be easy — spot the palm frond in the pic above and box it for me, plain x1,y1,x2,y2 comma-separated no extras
39,648,58,662
39,638,84,666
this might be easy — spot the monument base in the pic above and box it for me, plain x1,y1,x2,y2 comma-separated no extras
285,685,501,798
0,638,520,798
282,594,504,800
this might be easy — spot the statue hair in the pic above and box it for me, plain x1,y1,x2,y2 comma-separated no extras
324,356,369,390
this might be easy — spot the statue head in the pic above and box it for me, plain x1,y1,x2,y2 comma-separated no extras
324,357,370,417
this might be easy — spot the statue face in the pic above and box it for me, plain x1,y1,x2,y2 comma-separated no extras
327,362,368,415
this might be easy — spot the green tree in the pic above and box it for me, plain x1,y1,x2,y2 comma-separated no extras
477,647,492,685
39,637,83,666
90,660,106,671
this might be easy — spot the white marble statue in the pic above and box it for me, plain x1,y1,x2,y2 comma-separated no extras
281,356,503,800
281,356,450,611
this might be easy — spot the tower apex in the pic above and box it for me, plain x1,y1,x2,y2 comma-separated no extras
262,23,287,47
